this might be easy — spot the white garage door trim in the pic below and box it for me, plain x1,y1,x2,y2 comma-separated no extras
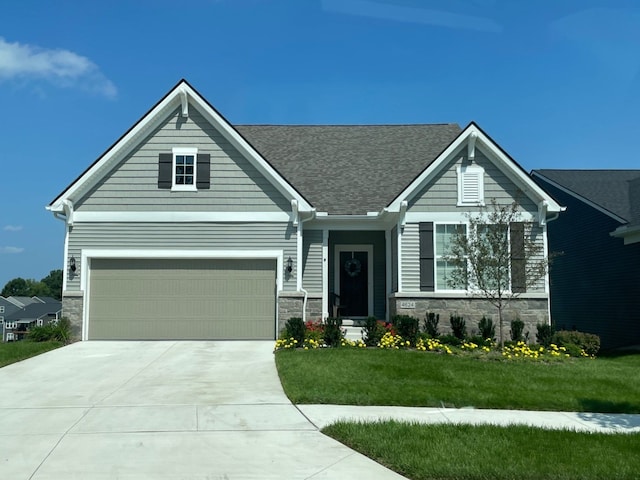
81,249,284,341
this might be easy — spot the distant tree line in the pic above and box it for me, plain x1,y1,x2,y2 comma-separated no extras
1,270,63,300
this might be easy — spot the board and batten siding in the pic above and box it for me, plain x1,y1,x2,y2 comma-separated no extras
66,222,297,291
75,106,291,213
302,229,323,294
408,146,537,215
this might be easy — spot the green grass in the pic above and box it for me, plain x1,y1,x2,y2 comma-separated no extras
275,349,640,413
0,341,63,368
323,421,640,480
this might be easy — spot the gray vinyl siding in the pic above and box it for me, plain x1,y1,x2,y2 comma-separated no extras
391,226,398,292
401,223,420,292
408,146,537,214
328,231,386,319
66,222,297,292
76,106,291,212
534,177,640,349
302,229,323,294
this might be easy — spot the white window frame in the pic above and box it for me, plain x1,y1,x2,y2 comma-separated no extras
171,147,198,192
434,222,468,292
457,165,485,206
6,332,14,341
0,306,4,313
5,322,16,330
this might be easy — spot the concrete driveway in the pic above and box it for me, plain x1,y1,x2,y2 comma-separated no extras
0,341,405,479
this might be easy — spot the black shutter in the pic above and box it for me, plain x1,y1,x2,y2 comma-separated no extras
419,222,435,292
196,153,210,189
158,153,172,189
510,222,526,293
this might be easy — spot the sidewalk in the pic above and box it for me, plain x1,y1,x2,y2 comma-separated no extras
298,404,640,433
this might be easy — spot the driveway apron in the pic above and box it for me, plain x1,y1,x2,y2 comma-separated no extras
0,341,405,479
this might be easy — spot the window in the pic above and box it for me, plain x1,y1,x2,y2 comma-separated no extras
0,306,4,313
435,224,467,290
172,147,197,191
475,224,509,291
157,149,211,190
457,165,484,205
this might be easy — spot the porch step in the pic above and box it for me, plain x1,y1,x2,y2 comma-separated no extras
341,319,365,342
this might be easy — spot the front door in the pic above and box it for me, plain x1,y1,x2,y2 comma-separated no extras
335,245,373,317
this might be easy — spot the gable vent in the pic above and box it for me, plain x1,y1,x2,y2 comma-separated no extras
457,165,484,205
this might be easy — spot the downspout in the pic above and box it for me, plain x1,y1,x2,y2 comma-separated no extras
299,211,317,322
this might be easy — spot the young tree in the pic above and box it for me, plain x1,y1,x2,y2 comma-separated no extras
446,200,549,347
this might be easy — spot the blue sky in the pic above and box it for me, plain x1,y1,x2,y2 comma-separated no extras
0,0,639,288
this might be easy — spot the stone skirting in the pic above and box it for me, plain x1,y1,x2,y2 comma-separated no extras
62,291,84,340
389,295,549,343
277,293,323,333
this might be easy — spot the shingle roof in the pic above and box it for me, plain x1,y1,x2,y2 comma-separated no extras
236,124,462,215
533,170,640,222
4,302,61,322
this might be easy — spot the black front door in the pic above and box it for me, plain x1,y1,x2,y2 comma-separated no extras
339,250,368,317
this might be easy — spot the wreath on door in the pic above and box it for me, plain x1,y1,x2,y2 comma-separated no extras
344,258,362,277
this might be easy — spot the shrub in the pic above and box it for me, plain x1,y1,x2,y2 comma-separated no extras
450,314,466,340
553,330,600,357
477,316,495,341
392,314,419,345
423,311,439,337
27,317,72,344
284,317,305,344
536,323,554,347
323,317,343,347
304,320,325,344
510,318,525,342
363,317,388,347
438,334,462,346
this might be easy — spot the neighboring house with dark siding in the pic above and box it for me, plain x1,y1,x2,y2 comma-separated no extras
47,79,563,342
531,170,640,349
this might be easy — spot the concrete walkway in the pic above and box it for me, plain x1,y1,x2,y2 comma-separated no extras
298,404,640,433
1,341,638,480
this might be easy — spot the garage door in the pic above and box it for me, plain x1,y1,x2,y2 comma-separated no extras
88,258,276,340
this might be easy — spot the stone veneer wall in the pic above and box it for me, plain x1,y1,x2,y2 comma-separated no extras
62,291,84,340
389,295,549,343
277,294,324,334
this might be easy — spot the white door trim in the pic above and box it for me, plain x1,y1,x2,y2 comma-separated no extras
334,244,374,317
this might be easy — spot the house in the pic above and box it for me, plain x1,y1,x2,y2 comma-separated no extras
2,300,62,342
532,170,640,349
47,79,563,341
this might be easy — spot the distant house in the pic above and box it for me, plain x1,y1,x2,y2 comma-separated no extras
2,298,62,342
531,170,640,349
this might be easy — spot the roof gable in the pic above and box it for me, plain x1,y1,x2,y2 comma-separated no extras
387,122,563,215
48,80,312,214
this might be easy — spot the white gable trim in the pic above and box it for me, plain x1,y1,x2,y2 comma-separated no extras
48,80,312,214
386,123,563,216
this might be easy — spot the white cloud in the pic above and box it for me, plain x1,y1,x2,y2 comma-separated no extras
0,37,117,98
323,0,502,33
3,225,23,232
0,246,24,254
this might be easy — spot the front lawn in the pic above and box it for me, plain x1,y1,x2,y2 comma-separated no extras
275,348,640,413
323,421,640,480
0,341,63,368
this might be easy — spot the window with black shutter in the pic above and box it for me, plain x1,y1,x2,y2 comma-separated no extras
157,149,210,190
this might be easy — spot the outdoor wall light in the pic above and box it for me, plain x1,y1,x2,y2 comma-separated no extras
286,256,293,273
69,256,76,273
